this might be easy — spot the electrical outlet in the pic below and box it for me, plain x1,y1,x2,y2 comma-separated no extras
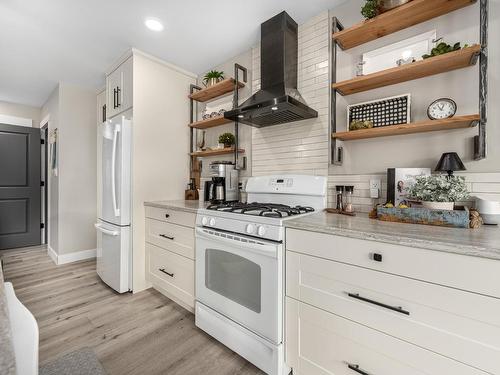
370,179,381,199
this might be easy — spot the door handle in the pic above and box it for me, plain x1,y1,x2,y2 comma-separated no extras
94,223,119,236
347,363,372,375
159,268,174,277
116,86,121,107
159,234,174,241
111,125,121,217
347,293,410,316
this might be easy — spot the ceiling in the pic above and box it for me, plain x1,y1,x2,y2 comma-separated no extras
0,0,347,108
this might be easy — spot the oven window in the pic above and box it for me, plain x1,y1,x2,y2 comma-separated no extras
205,249,261,313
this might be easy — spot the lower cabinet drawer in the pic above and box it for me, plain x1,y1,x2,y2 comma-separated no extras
146,218,195,260
286,251,500,374
286,298,488,375
145,206,196,228
146,243,195,311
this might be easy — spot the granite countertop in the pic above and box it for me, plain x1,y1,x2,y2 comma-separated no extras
285,212,500,261
0,264,16,375
144,200,208,213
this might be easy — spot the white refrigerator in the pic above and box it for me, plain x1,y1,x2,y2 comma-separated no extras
95,110,132,293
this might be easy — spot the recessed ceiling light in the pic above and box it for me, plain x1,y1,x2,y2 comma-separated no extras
145,18,164,32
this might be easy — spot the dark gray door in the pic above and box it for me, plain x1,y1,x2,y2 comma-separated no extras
0,123,41,249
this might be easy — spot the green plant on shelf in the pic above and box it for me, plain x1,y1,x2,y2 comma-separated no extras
218,132,235,148
203,70,225,86
361,0,381,19
422,39,469,59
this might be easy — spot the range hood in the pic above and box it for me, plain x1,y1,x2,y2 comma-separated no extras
224,11,318,127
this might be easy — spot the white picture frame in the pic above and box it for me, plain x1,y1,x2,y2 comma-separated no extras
362,30,437,75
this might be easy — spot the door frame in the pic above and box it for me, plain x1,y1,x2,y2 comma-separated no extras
40,123,48,244
40,115,50,247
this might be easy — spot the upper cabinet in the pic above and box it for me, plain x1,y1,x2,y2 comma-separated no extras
106,56,133,119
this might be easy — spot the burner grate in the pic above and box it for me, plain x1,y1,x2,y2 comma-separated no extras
207,202,314,217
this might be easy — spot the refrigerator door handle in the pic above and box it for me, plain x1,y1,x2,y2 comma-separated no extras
95,223,119,236
111,124,121,217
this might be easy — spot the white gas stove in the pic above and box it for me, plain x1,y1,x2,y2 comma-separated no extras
195,175,327,375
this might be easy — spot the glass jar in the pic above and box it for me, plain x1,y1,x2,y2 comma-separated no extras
344,186,354,213
335,185,344,211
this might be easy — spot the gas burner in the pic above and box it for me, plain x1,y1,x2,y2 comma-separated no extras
207,202,314,218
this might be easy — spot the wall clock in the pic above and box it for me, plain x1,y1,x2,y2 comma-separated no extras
427,98,457,120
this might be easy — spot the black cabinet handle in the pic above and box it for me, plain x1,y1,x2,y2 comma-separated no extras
347,363,372,375
159,234,174,241
372,253,383,262
113,88,117,109
159,268,174,277
347,293,410,316
116,86,121,107
165,213,170,218
102,104,106,122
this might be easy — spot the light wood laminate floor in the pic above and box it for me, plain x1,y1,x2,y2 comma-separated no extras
1,246,263,375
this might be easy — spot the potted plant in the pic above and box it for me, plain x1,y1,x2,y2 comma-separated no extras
408,175,469,210
361,0,412,19
203,70,225,87
218,132,235,149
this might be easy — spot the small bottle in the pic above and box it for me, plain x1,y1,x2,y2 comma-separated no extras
335,185,344,211
344,186,354,213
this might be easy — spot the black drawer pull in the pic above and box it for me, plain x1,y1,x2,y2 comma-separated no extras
372,253,383,262
116,86,121,107
159,268,174,277
165,213,170,218
347,363,371,375
159,234,174,241
347,293,410,315
113,88,117,108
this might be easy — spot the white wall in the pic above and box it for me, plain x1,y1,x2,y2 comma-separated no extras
0,100,40,126
40,83,97,257
132,52,196,292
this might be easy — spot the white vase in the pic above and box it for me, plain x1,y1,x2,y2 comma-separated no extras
421,201,454,210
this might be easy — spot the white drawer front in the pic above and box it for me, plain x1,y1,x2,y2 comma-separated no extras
286,298,487,375
145,206,195,228
146,243,195,309
146,218,194,260
287,251,500,374
286,228,500,298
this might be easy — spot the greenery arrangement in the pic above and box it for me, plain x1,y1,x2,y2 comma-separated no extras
218,132,235,147
203,70,225,86
408,175,469,202
361,0,381,19
422,39,469,59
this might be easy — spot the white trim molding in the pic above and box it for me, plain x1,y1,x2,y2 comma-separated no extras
47,247,96,265
0,114,32,127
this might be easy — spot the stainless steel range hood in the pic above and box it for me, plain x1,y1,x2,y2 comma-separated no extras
224,11,318,128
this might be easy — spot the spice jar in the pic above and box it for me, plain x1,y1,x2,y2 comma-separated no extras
344,186,354,213
335,185,344,211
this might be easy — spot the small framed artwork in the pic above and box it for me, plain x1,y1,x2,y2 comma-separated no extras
362,30,436,75
387,168,431,206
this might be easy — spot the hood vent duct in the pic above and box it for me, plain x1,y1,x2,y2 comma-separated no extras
224,11,318,127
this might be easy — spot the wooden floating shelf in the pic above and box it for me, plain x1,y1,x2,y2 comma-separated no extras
332,115,479,141
333,0,477,50
189,115,232,129
333,45,480,96
189,78,244,102
190,148,245,157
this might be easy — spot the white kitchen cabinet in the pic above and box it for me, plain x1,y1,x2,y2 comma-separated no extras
285,228,500,374
106,56,133,119
145,206,196,312
285,298,487,375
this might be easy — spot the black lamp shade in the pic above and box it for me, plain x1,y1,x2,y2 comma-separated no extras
435,152,466,175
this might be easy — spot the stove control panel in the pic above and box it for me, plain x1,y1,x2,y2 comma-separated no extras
197,213,282,242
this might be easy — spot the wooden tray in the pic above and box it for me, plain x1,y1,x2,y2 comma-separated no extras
376,206,470,228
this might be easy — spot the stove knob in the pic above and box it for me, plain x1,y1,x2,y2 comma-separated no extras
201,217,208,226
245,224,255,234
209,218,216,227
257,226,266,236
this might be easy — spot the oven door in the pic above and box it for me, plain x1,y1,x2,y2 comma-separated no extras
195,226,282,344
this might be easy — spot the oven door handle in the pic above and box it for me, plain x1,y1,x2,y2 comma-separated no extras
195,227,279,258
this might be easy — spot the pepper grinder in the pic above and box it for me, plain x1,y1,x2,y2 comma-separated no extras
335,185,344,211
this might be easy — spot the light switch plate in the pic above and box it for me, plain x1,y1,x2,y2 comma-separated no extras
370,179,381,199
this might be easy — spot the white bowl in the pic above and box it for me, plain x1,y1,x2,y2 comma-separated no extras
475,195,500,225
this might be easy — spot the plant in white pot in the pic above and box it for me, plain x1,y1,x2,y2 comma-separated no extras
408,175,469,210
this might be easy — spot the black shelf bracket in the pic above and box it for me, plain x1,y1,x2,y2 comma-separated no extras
233,63,248,169
475,0,488,160
330,16,344,165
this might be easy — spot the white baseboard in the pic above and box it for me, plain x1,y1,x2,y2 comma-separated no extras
47,247,96,265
